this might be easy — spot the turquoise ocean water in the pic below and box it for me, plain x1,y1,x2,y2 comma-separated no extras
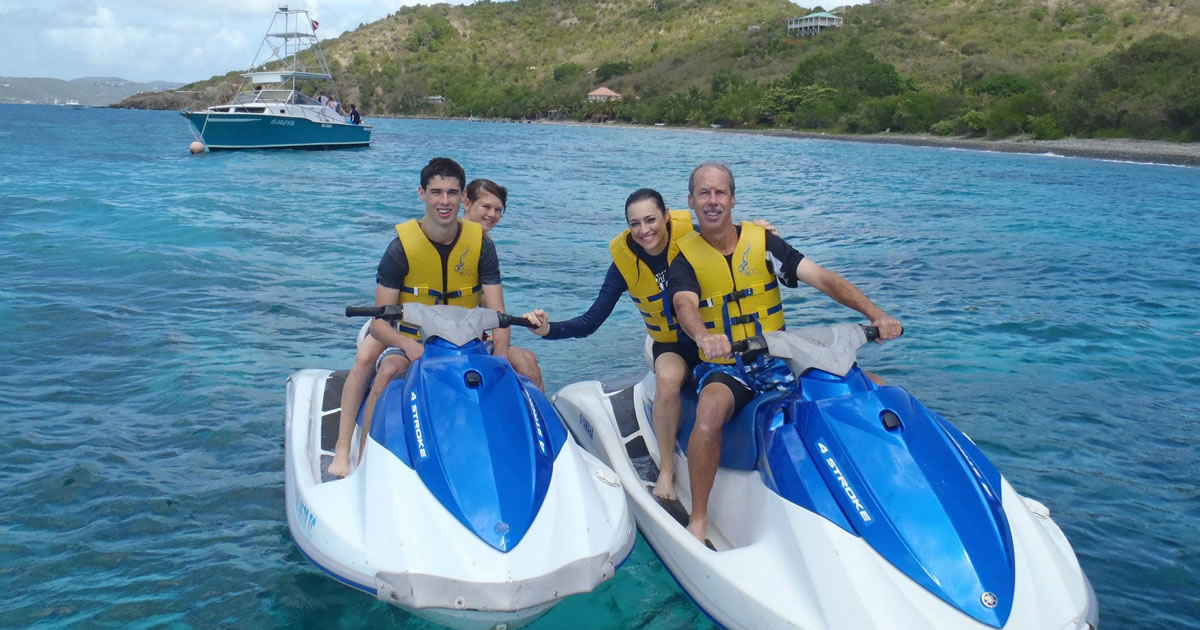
1,104,1197,628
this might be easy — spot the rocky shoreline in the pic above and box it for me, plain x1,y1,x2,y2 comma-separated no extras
736,129,1200,168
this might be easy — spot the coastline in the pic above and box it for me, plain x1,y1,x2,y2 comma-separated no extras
733,128,1200,168
402,114,1199,168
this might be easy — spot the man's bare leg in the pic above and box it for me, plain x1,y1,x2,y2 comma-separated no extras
865,370,886,386
329,336,387,478
651,353,689,501
507,345,544,391
358,354,411,460
685,382,735,543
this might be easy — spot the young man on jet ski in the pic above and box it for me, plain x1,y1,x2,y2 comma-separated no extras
328,158,515,477
668,161,904,544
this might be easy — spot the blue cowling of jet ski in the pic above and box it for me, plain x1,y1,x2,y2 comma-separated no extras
760,366,1016,628
368,338,568,552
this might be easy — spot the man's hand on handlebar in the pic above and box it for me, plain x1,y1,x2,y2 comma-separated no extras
870,313,904,343
699,333,732,360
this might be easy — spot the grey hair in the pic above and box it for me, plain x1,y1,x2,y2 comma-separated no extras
688,161,735,196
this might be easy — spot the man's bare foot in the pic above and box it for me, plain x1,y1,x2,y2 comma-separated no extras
865,370,887,386
328,451,352,478
652,472,677,501
686,514,707,543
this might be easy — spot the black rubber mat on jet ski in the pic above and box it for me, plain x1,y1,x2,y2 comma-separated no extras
626,435,649,459
632,454,689,527
320,370,348,452
610,386,639,438
632,454,658,483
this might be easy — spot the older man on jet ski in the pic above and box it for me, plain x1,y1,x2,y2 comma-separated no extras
668,161,904,544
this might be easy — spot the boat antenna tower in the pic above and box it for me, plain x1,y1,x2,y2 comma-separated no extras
240,6,339,103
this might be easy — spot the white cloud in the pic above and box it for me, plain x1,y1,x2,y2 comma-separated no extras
0,0,440,82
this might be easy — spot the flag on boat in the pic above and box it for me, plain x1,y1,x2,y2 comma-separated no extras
311,19,319,31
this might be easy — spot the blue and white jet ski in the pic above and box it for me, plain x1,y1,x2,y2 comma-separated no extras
285,304,635,630
553,323,1098,630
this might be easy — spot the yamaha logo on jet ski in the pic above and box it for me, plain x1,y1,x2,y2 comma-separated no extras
410,391,427,458
981,591,998,609
818,440,872,523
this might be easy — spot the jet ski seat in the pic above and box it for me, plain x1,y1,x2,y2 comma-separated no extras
675,387,787,470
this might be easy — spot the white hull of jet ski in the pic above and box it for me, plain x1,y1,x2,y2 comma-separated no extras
286,368,636,630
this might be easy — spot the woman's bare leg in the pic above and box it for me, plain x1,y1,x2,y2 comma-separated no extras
651,352,689,501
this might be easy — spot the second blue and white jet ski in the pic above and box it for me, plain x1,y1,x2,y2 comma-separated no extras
286,304,635,630
553,323,1098,630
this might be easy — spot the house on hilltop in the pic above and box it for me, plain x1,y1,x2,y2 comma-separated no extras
787,11,842,38
587,87,621,103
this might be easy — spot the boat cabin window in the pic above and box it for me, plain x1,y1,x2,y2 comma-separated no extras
288,92,320,106
233,89,298,104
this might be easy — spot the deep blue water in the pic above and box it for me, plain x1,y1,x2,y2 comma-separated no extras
1,104,1197,628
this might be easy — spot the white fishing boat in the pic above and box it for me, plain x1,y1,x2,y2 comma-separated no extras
182,6,370,151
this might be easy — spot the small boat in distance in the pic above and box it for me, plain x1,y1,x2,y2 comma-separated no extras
182,6,370,151
64,100,85,109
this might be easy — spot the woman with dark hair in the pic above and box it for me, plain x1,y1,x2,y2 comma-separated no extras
525,190,775,501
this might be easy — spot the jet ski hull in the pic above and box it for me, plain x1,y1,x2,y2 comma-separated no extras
553,372,1098,630
286,368,635,629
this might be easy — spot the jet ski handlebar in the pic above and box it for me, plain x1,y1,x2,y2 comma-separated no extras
344,305,537,328
730,325,887,358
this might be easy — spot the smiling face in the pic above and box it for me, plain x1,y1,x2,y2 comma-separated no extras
687,166,736,231
463,191,505,232
625,198,670,255
418,175,463,228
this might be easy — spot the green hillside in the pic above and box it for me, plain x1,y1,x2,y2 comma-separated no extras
121,0,1200,140
1,76,181,106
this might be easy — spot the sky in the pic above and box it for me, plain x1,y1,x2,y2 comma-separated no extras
0,1,868,84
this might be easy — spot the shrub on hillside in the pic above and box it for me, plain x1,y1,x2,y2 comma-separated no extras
1028,113,1065,139
891,90,961,133
407,14,457,53
962,109,987,134
788,42,903,98
1063,33,1200,138
595,62,633,83
554,63,584,81
972,74,1037,98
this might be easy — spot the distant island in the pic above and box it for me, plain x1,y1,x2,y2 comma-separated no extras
1,76,182,107
116,0,1199,143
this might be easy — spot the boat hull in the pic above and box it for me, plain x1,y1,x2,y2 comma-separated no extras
182,111,370,150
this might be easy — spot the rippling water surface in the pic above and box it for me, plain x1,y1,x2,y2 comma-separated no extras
1,105,1197,629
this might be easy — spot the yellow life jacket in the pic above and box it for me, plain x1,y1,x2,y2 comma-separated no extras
677,221,785,364
394,219,483,339
609,209,694,343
